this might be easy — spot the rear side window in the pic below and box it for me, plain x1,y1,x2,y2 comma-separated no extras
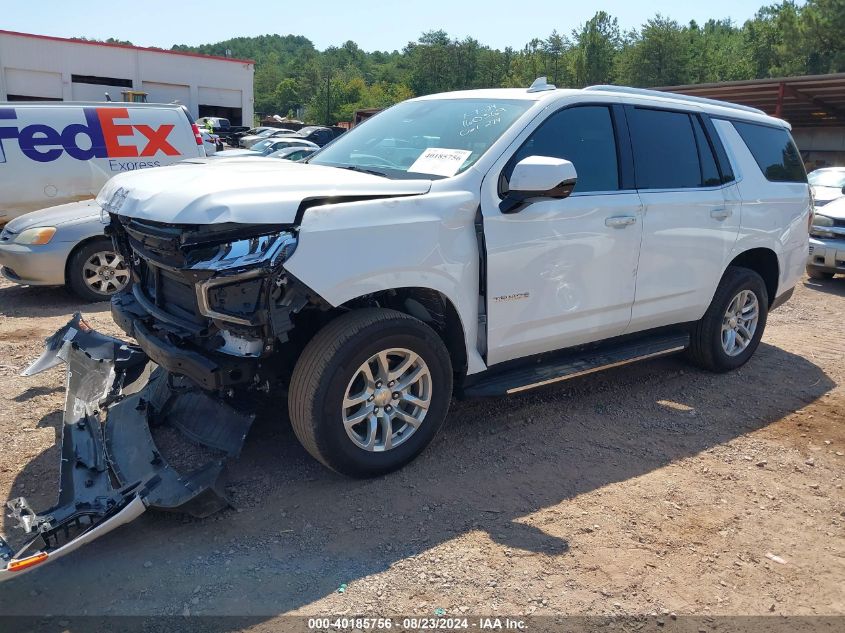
731,121,806,183
508,105,619,193
628,108,702,189
691,116,722,187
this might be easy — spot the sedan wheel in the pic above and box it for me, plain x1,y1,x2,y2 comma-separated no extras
68,238,132,302
82,250,130,296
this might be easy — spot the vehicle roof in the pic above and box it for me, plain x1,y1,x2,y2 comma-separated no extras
411,84,788,128
9,101,188,109
811,167,845,172
270,147,315,156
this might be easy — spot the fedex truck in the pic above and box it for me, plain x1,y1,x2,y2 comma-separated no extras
0,102,206,224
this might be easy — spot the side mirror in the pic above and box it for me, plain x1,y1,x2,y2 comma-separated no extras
500,156,578,213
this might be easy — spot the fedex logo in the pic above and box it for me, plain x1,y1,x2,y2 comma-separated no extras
0,107,180,164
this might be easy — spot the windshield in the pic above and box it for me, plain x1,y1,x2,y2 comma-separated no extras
309,98,533,179
252,139,275,152
809,170,845,188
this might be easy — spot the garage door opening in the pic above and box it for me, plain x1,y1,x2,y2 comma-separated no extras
198,105,243,126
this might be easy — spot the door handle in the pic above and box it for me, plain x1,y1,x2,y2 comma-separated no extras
605,216,637,228
710,207,733,221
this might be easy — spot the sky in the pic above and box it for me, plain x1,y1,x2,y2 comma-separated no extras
2,0,778,53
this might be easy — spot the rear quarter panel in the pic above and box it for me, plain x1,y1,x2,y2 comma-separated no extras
714,119,810,299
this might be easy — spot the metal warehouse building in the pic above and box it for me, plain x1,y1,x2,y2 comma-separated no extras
0,30,254,125
661,73,845,168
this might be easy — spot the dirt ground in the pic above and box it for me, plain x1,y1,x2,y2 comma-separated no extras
0,274,842,623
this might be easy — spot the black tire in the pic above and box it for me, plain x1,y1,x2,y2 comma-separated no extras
687,266,769,373
806,267,834,280
67,238,131,302
288,308,453,477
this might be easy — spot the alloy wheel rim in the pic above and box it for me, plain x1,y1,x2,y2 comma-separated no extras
721,289,759,356
342,348,432,452
83,251,129,295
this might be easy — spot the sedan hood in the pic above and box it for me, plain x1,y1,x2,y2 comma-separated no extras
817,196,845,221
4,200,101,233
812,185,844,207
96,161,432,225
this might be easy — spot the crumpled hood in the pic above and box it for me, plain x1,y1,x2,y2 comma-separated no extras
4,200,101,233
96,161,432,225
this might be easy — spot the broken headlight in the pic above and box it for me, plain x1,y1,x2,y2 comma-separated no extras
192,230,298,325
188,230,297,271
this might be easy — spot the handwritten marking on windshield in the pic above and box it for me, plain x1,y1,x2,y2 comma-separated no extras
460,105,507,137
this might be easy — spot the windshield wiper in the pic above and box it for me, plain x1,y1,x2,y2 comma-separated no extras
338,165,388,178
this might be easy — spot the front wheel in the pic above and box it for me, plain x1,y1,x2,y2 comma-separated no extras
687,267,769,373
288,308,453,477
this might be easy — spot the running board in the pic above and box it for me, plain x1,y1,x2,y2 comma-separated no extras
464,332,690,397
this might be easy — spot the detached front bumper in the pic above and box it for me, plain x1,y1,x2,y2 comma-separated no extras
0,315,255,581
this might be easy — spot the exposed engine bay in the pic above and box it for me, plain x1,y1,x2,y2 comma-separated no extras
107,212,325,392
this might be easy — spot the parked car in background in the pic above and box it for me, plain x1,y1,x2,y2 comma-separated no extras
0,200,129,301
808,167,845,209
218,137,318,157
0,101,205,226
196,117,249,147
240,128,297,149
293,125,339,146
267,146,318,161
199,129,221,154
807,194,845,279
231,126,274,147
196,116,230,132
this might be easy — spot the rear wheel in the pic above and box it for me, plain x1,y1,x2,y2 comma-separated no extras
687,267,769,372
67,238,130,302
288,308,453,477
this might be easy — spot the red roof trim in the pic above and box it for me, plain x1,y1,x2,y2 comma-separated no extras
0,30,254,65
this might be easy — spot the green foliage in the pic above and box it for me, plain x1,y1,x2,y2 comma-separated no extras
169,1,845,124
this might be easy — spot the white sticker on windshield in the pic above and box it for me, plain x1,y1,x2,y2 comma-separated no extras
408,148,472,177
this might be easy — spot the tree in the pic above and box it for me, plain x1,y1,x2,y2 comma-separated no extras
617,15,689,86
166,0,845,123
802,0,845,73
253,53,285,114
571,12,620,87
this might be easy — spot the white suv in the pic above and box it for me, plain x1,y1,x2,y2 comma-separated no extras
99,80,810,477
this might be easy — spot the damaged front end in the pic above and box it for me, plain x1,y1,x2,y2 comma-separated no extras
0,315,255,580
108,213,313,392
1,215,320,579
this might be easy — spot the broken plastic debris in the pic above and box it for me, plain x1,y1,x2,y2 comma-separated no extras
337,583,348,594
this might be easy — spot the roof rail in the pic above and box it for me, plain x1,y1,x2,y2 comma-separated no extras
583,84,767,116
